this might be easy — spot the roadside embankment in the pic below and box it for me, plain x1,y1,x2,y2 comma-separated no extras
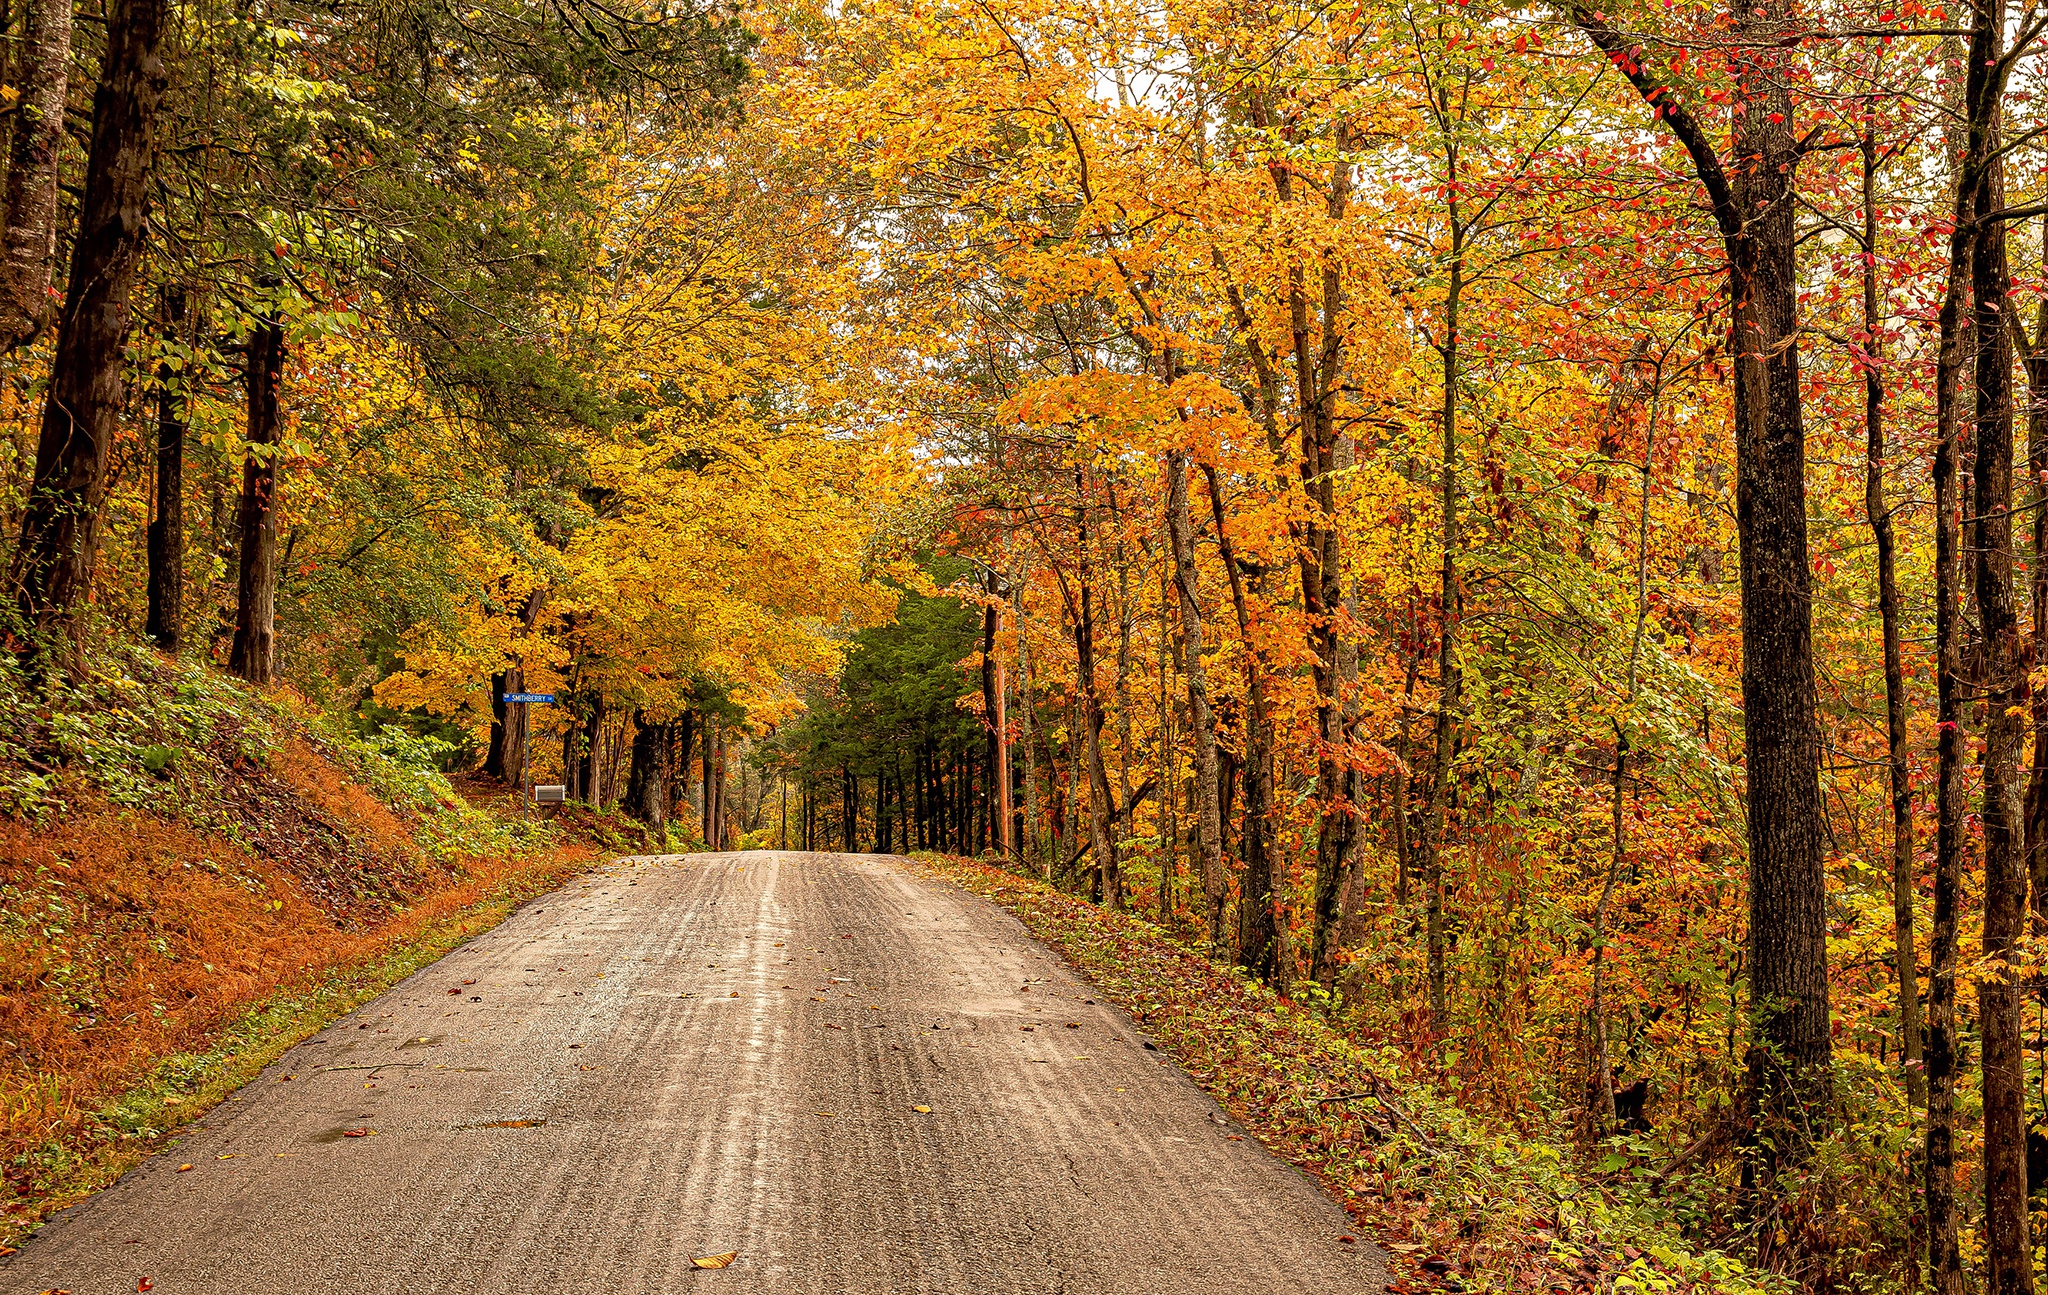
0,644,613,1244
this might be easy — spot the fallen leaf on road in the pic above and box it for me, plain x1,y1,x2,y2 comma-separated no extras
824,1023,843,1030
341,1128,373,1138
813,1111,835,1117
216,1153,238,1160
175,1164,193,1172
139,1280,154,1292
36,1288,72,1294
912,1105,932,1114
729,992,740,998
447,988,461,995
690,1252,738,1270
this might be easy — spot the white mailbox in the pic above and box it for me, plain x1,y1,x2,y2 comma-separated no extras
533,784,567,805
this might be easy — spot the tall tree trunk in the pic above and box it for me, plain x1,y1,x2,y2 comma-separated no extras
1017,581,1041,871
1968,30,2033,1291
1203,464,1276,976
1574,0,1833,1178
1280,142,1356,992
10,0,172,655
873,771,887,853
710,726,727,848
0,0,72,351
1925,68,1976,1295
981,578,1001,855
1418,214,1464,1025
485,589,546,783
229,313,286,684
1859,124,1923,1112
146,288,188,652
576,695,606,806
668,711,696,824
2027,223,2048,926
1166,451,1225,950
842,763,856,853
1076,484,1120,908
625,710,668,836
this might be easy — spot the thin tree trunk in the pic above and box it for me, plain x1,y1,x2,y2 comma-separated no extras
1017,581,1042,872
230,313,286,684
1203,464,1275,976
146,288,188,652
1167,451,1225,949
1925,63,1976,1295
1419,216,1464,1026
0,0,72,351
1076,481,1120,909
10,0,172,655
1860,124,1924,1112
981,578,1001,855
842,764,855,853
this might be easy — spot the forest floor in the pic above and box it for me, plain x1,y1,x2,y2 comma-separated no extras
7,850,1382,1295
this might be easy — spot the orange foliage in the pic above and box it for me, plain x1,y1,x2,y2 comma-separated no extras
0,768,593,1186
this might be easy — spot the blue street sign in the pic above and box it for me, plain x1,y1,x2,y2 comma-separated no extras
503,693,556,704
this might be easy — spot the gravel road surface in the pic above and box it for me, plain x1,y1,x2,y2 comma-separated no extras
5,851,1385,1294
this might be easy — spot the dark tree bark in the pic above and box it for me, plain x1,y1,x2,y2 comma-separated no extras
574,695,606,806
1074,481,1119,906
1925,53,1976,1295
1417,219,1464,1024
706,725,725,848
668,711,696,825
1572,0,1832,1174
229,314,286,684
841,763,856,853
146,288,188,652
1854,124,1923,1112
2026,218,2048,932
1166,451,1225,949
485,673,512,780
625,710,668,836
1967,13,2033,1286
1203,464,1276,977
873,772,889,853
11,0,172,655
0,0,72,351
981,576,1002,855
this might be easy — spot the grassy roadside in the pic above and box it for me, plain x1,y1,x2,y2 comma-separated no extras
1,839,597,1248
914,852,1782,1295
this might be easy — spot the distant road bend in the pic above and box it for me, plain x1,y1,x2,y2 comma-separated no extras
6,852,1386,1295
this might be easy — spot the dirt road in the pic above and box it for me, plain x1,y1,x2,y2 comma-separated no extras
6,852,1385,1294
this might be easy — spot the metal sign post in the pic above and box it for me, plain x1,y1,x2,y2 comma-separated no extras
501,692,556,814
